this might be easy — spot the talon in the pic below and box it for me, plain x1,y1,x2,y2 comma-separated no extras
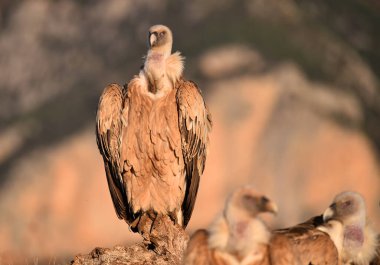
150,213,158,234
130,215,141,232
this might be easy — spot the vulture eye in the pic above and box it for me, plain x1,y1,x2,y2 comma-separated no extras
160,31,166,37
261,196,269,204
343,201,352,207
243,194,255,203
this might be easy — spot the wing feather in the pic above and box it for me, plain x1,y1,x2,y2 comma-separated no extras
184,229,212,265
270,216,339,265
176,80,212,227
96,83,129,220
184,230,232,265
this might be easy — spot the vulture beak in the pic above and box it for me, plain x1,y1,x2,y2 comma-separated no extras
323,203,336,222
149,32,158,47
261,196,278,215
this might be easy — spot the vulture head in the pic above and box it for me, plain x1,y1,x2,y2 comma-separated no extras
148,24,173,55
322,191,378,264
225,186,278,223
323,191,366,226
208,186,277,260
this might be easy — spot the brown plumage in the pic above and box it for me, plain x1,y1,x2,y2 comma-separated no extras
183,186,277,265
184,229,232,265
270,215,340,265
270,191,379,265
96,25,212,244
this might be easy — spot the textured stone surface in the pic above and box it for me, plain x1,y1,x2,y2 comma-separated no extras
72,245,180,265
71,218,189,265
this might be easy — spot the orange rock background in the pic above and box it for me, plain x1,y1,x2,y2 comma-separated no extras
0,0,379,263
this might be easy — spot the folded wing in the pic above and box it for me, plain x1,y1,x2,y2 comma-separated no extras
96,83,131,221
176,80,212,227
270,216,339,265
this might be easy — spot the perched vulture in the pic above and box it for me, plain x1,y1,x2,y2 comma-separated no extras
183,186,278,265
96,25,212,242
270,191,379,265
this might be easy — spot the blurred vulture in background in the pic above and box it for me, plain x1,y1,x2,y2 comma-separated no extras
184,190,379,265
321,191,378,265
183,186,278,265
96,24,212,247
270,215,341,264
270,191,379,265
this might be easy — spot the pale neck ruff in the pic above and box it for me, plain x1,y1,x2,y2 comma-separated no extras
147,49,170,60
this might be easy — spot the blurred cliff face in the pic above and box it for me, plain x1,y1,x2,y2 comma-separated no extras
0,0,379,263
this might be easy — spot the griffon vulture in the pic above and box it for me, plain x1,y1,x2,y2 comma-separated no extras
321,191,378,265
183,186,277,265
96,25,212,242
270,191,379,265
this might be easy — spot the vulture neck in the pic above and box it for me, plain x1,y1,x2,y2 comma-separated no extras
342,213,366,247
225,208,271,257
317,220,344,257
143,46,183,97
342,223,378,265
